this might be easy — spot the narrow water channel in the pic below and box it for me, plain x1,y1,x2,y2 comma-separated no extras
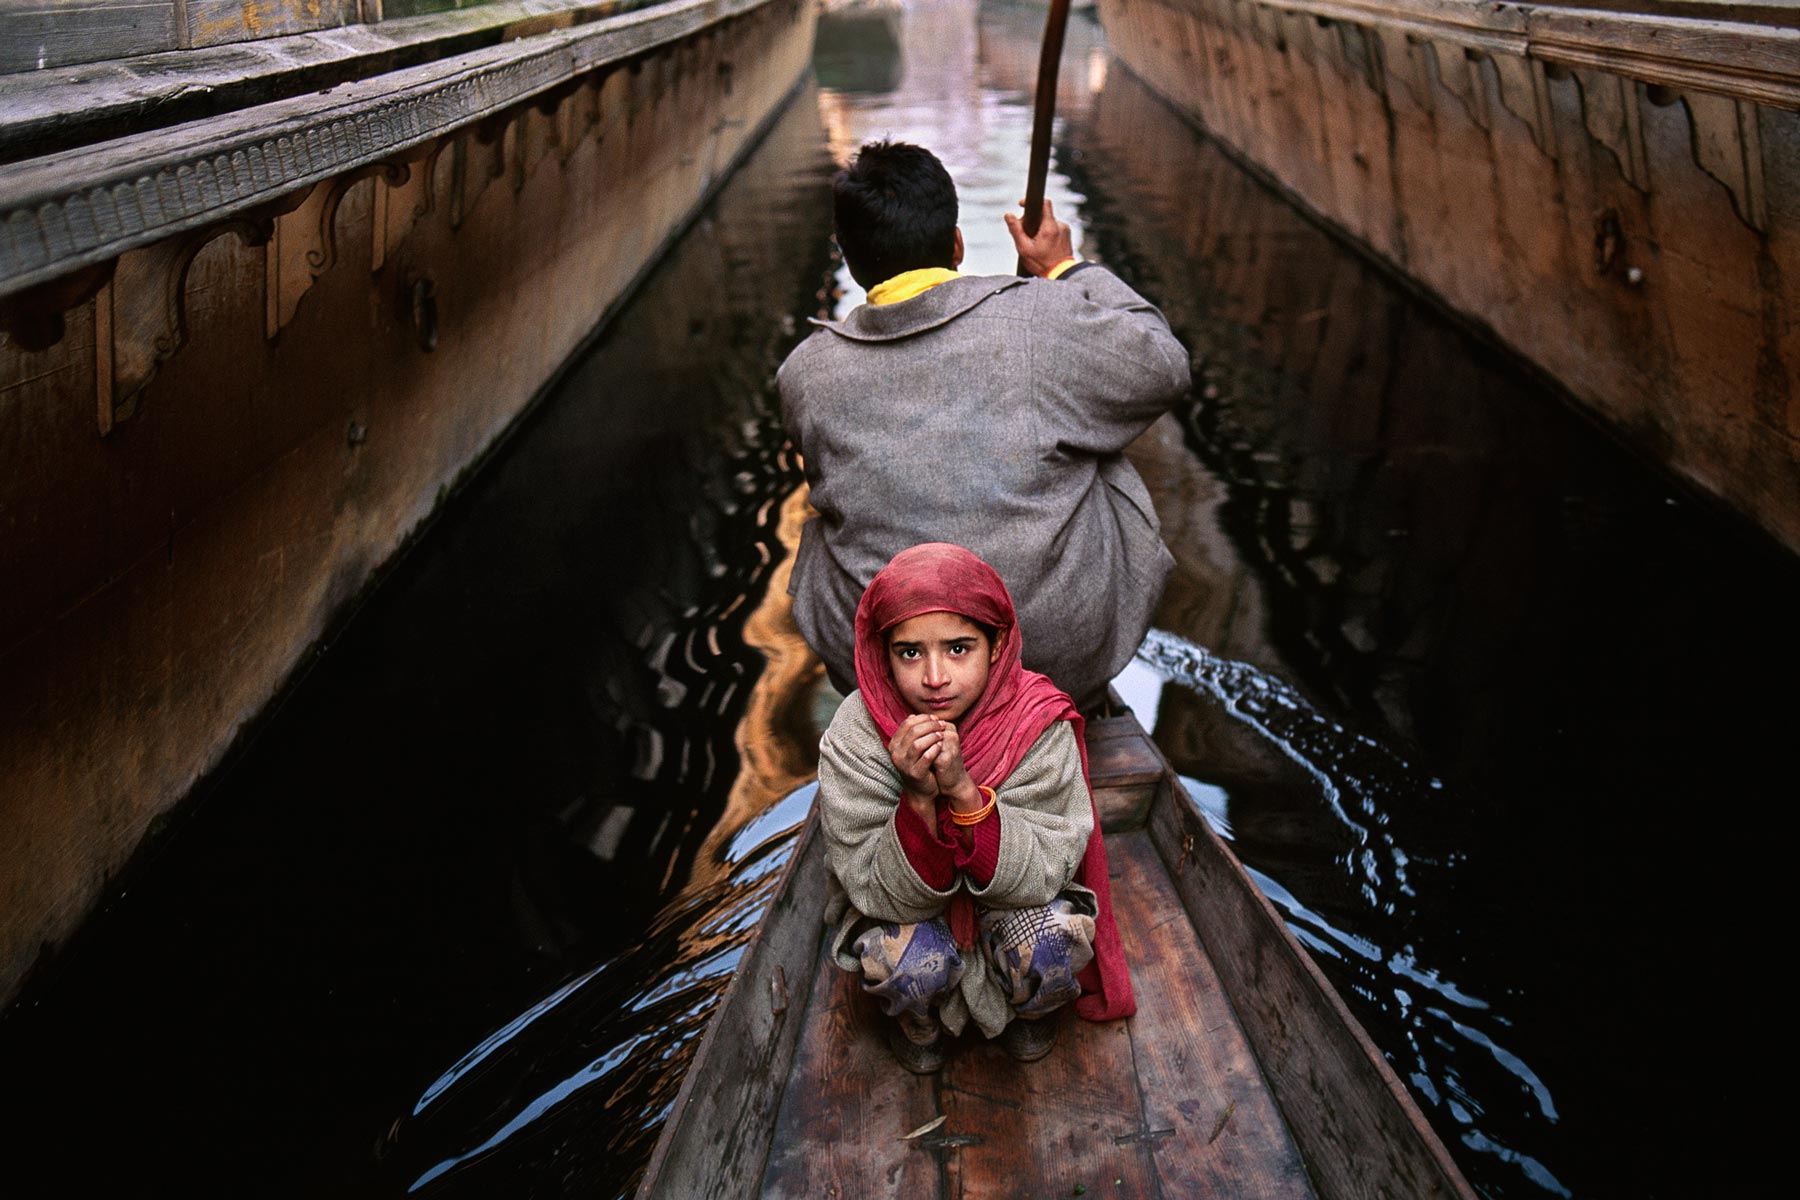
3,4,1796,1199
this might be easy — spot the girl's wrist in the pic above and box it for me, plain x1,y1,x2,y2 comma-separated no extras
944,779,983,813
902,788,937,820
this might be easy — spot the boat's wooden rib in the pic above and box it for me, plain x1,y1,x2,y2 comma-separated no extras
637,709,1474,1199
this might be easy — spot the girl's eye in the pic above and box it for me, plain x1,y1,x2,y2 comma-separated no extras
948,645,966,656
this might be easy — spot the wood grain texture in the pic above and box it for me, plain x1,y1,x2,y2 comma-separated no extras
638,811,835,1199
183,0,360,50
0,1,177,73
1110,829,1315,1198
1171,0,1800,108
1087,712,1165,833
0,1,630,164
942,1008,1157,1199
0,0,818,1014
757,944,943,1199
0,0,776,299
1100,0,1800,558
1147,783,1475,1200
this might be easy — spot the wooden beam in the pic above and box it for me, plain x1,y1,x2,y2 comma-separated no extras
0,0,636,163
637,810,832,1198
0,0,773,301
1192,0,1800,108
0,1,179,74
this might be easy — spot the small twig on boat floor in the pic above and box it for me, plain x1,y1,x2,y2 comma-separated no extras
900,1114,947,1140
1208,1101,1239,1145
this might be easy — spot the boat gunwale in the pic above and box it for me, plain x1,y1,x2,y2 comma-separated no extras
1144,759,1477,1200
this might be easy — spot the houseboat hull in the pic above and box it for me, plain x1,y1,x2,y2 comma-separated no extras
1098,0,1800,555
0,0,818,1008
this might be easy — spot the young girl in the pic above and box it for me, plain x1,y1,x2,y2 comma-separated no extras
817,543,1133,1073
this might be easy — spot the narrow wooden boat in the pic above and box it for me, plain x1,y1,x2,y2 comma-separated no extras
638,706,1475,1198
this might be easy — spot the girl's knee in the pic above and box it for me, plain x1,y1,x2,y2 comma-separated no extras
851,918,964,1017
979,899,1097,1014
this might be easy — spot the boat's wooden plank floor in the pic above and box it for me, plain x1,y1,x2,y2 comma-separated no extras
758,830,1315,1198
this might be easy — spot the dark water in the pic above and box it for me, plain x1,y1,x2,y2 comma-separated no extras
0,81,839,1199
5,4,1799,1198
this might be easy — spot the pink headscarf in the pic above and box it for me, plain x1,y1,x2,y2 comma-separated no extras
853,543,1135,1023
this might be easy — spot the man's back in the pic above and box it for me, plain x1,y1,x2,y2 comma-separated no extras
779,265,1190,706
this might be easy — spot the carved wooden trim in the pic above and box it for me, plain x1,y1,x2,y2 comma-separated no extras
1490,51,1558,158
371,139,443,273
1147,0,1795,226
1577,69,1651,190
265,161,408,338
1429,42,1489,131
1684,90,1770,231
0,0,777,301
0,261,113,353
96,215,274,433
1206,0,1800,109
1372,25,1431,111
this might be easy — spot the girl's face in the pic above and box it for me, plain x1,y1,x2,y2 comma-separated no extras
885,611,1001,724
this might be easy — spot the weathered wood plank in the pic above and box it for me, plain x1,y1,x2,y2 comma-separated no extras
1110,829,1315,1198
0,0,640,166
941,999,1157,1198
1527,7,1800,110
1147,781,1475,1200
184,0,360,50
0,1,178,74
0,0,774,300
1087,712,1165,833
757,944,943,1199
1229,0,1800,108
637,810,834,1198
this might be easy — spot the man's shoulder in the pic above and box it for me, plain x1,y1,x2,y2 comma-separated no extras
776,326,839,392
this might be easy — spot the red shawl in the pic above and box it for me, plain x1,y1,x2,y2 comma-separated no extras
852,543,1135,1022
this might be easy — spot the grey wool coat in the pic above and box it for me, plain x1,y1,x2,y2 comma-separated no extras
817,692,1096,1037
777,266,1191,705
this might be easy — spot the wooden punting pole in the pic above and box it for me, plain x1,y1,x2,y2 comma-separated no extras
1017,0,1073,272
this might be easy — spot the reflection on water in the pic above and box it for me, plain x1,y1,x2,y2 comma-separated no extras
1070,57,1800,1200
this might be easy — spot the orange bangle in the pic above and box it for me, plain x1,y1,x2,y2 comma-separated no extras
949,786,997,826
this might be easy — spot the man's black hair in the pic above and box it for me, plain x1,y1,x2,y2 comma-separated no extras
833,140,959,290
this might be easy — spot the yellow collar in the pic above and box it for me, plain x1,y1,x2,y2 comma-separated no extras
866,267,962,306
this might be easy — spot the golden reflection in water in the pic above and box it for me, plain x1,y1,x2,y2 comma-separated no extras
690,481,825,886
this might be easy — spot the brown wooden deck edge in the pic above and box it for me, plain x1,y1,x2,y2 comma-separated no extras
0,0,781,299
1147,785,1477,1200
636,810,829,1199
0,0,640,164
